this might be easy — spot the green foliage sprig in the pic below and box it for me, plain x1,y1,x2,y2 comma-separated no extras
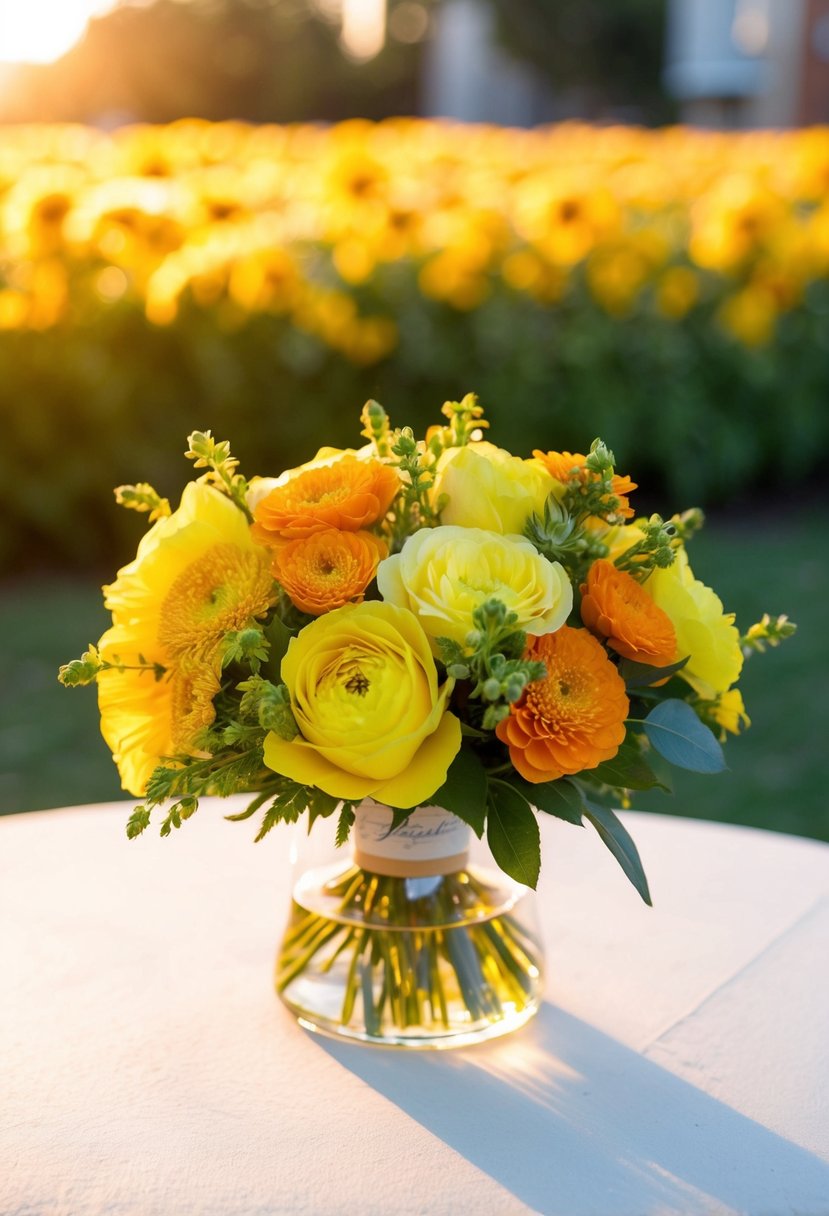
113,482,171,521
524,495,609,584
360,398,394,458
741,613,797,655
186,430,251,519
614,514,677,579
221,626,269,675
58,645,166,686
438,598,546,730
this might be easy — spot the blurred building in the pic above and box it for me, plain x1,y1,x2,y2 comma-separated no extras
422,0,555,125
665,0,829,126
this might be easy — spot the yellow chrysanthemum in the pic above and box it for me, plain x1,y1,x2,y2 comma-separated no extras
98,482,274,795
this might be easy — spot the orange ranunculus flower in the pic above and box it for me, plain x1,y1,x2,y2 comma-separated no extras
271,529,386,616
533,450,637,519
252,455,399,542
580,558,676,666
496,626,628,783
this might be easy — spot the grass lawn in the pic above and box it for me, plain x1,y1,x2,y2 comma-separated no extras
1,501,827,842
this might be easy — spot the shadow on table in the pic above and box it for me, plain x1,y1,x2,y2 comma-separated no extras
314,1003,829,1216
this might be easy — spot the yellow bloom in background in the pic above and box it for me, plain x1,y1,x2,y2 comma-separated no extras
377,525,572,650
705,689,751,740
99,482,274,795
264,601,461,808
433,441,557,535
646,548,743,699
718,283,778,347
656,266,700,320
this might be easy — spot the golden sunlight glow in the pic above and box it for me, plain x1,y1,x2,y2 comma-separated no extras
0,0,116,65
340,0,386,61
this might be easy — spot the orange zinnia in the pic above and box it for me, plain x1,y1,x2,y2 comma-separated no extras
252,456,399,542
271,529,386,616
581,559,676,665
496,626,628,783
533,449,636,519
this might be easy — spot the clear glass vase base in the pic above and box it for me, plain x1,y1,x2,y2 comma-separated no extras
287,997,542,1050
276,860,544,1050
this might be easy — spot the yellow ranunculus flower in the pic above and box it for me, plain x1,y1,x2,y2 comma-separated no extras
377,525,572,650
646,548,743,699
246,444,375,512
263,601,461,809
433,441,558,535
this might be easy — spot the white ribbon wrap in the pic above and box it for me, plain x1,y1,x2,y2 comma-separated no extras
352,800,471,877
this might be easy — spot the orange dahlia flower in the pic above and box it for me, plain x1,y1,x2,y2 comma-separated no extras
533,449,637,519
270,529,387,616
581,559,676,665
252,456,399,542
496,626,628,783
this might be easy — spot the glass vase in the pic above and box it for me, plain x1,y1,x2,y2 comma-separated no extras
275,799,544,1049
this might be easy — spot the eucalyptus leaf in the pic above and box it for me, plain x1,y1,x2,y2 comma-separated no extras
584,801,652,906
428,748,488,837
487,781,541,889
642,699,726,774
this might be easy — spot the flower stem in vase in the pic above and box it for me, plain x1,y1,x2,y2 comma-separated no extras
275,804,545,1048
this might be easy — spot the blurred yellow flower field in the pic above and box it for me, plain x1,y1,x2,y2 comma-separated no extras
2,118,829,345
1,118,828,569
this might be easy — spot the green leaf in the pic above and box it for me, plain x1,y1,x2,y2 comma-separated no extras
427,747,488,837
509,775,585,826
389,806,413,832
126,805,151,839
589,737,670,791
642,699,726,774
618,655,689,688
486,781,541,889
335,804,355,848
584,801,652,906
307,788,341,830
263,615,297,679
225,789,272,822
254,786,307,842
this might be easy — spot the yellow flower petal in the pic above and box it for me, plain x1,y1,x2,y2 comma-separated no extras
372,710,462,809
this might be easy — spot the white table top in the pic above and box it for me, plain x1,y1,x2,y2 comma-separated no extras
1,801,828,1216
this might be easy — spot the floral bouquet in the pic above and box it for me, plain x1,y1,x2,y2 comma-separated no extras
60,394,793,1047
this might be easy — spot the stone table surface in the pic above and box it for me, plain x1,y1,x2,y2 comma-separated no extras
1,801,828,1216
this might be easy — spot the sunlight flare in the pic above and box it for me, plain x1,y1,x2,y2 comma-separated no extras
0,0,116,65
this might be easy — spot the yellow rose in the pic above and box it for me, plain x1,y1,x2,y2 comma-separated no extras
263,601,461,809
433,441,558,534
646,548,743,699
377,525,572,650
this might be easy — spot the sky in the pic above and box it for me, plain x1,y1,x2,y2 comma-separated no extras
0,0,118,64
0,0,389,66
